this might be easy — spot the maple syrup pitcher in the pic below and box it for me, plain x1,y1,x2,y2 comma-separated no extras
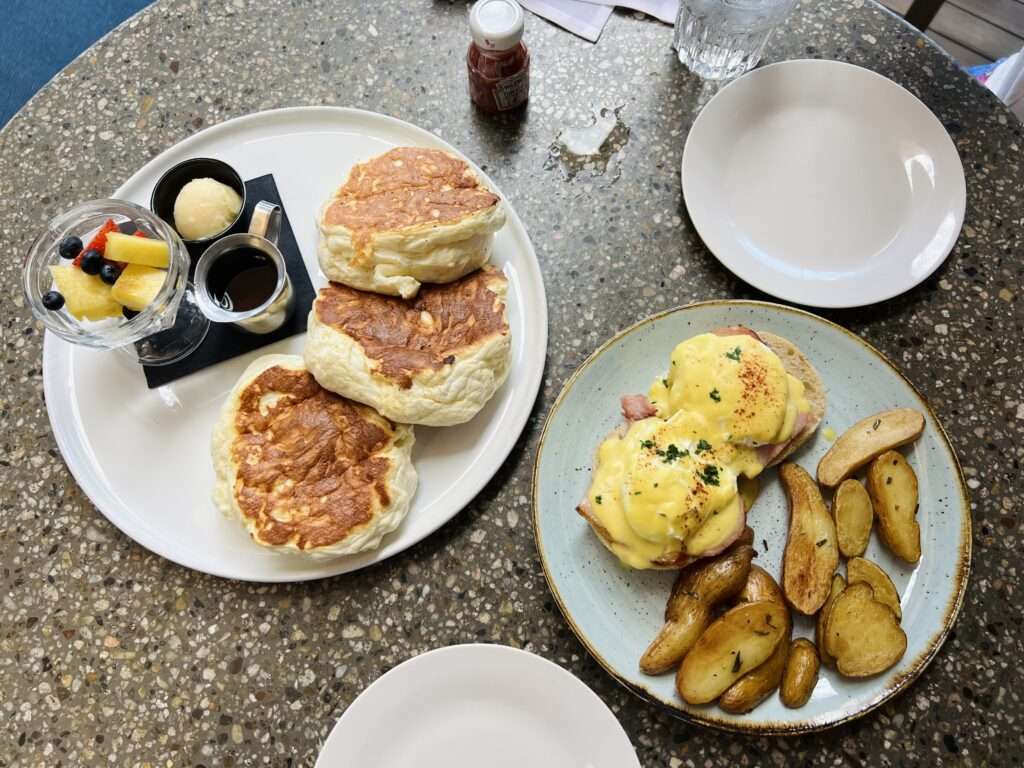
194,201,296,334
467,0,531,113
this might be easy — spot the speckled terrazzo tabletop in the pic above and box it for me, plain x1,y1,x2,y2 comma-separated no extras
1,0,1021,765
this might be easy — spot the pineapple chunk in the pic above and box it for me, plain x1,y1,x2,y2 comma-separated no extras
49,265,121,320
111,264,168,312
105,232,170,268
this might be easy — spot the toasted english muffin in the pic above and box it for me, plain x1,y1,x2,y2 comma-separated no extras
756,331,826,464
318,147,506,298
304,268,511,427
211,355,416,556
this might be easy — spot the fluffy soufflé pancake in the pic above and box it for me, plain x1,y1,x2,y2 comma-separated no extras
212,355,416,556
323,147,500,244
318,148,506,298
304,267,512,427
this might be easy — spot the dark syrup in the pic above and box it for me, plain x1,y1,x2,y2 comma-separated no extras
207,247,277,312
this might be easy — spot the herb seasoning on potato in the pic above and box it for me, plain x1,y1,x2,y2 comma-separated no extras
719,566,792,714
867,450,921,563
817,408,924,488
676,600,788,704
640,533,755,675
780,464,839,615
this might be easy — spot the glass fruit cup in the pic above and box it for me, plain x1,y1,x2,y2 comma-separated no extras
23,199,210,366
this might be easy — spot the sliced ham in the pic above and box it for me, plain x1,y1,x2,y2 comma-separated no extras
621,394,657,421
755,410,812,466
755,439,790,468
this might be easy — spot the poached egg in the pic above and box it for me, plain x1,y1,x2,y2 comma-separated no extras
584,331,812,569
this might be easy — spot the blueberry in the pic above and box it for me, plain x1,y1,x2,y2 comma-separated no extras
59,236,83,260
100,263,121,285
80,250,103,275
122,306,140,319
42,290,65,311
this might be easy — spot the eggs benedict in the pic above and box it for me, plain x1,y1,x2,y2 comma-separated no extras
578,328,824,569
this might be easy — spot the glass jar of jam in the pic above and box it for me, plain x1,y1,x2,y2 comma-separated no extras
467,0,530,113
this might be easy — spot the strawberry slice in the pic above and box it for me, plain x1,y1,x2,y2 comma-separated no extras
74,219,119,266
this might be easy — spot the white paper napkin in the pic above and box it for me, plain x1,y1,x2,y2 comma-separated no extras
518,0,614,42
579,0,679,25
985,50,1024,122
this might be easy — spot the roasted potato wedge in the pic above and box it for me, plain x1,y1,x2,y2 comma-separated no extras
867,450,921,563
639,539,755,674
833,479,873,558
676,601,787,704
735,564,784,605
817,408,925,488
719,567,792,714
847,556,901,620
816,573,845,669
780,638,820,708
824,582,907,677
780,464,839,615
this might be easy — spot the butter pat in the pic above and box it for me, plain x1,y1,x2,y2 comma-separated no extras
173,177,242,240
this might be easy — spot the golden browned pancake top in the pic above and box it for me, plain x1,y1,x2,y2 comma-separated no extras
232,364,397,550
322,147,499,236
315,268,509,389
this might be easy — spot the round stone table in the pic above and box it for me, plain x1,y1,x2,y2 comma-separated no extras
1,1,1019,765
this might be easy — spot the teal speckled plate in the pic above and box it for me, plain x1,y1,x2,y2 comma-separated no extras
532,301,970,734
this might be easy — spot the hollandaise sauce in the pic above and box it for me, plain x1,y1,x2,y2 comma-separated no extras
586,332,811,569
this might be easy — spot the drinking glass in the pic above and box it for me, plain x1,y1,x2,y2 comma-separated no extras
23,199,209,366
673,0,798,80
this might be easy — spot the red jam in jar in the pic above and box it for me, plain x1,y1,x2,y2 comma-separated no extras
467,0,530,113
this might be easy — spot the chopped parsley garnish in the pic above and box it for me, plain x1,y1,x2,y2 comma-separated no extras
732,651,742,673
634,491,642,496
700,465,721,486
726,346,742,361
640,439,655,450
595,495,603,505
816,538,828,547
709,388,721,402
661,443,685,463
872,418,882,431
662,378,670,388
695,439,712,454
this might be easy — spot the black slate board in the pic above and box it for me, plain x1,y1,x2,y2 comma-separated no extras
142,174,315,389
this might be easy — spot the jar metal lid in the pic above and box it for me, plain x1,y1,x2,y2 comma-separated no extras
469,0,525,51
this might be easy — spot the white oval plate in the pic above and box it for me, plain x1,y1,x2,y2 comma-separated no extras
315,644,640,768
682,60,966,308
533,301,970,734
43,107,547,582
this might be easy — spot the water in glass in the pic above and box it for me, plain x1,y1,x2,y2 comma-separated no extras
674,0,797,80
